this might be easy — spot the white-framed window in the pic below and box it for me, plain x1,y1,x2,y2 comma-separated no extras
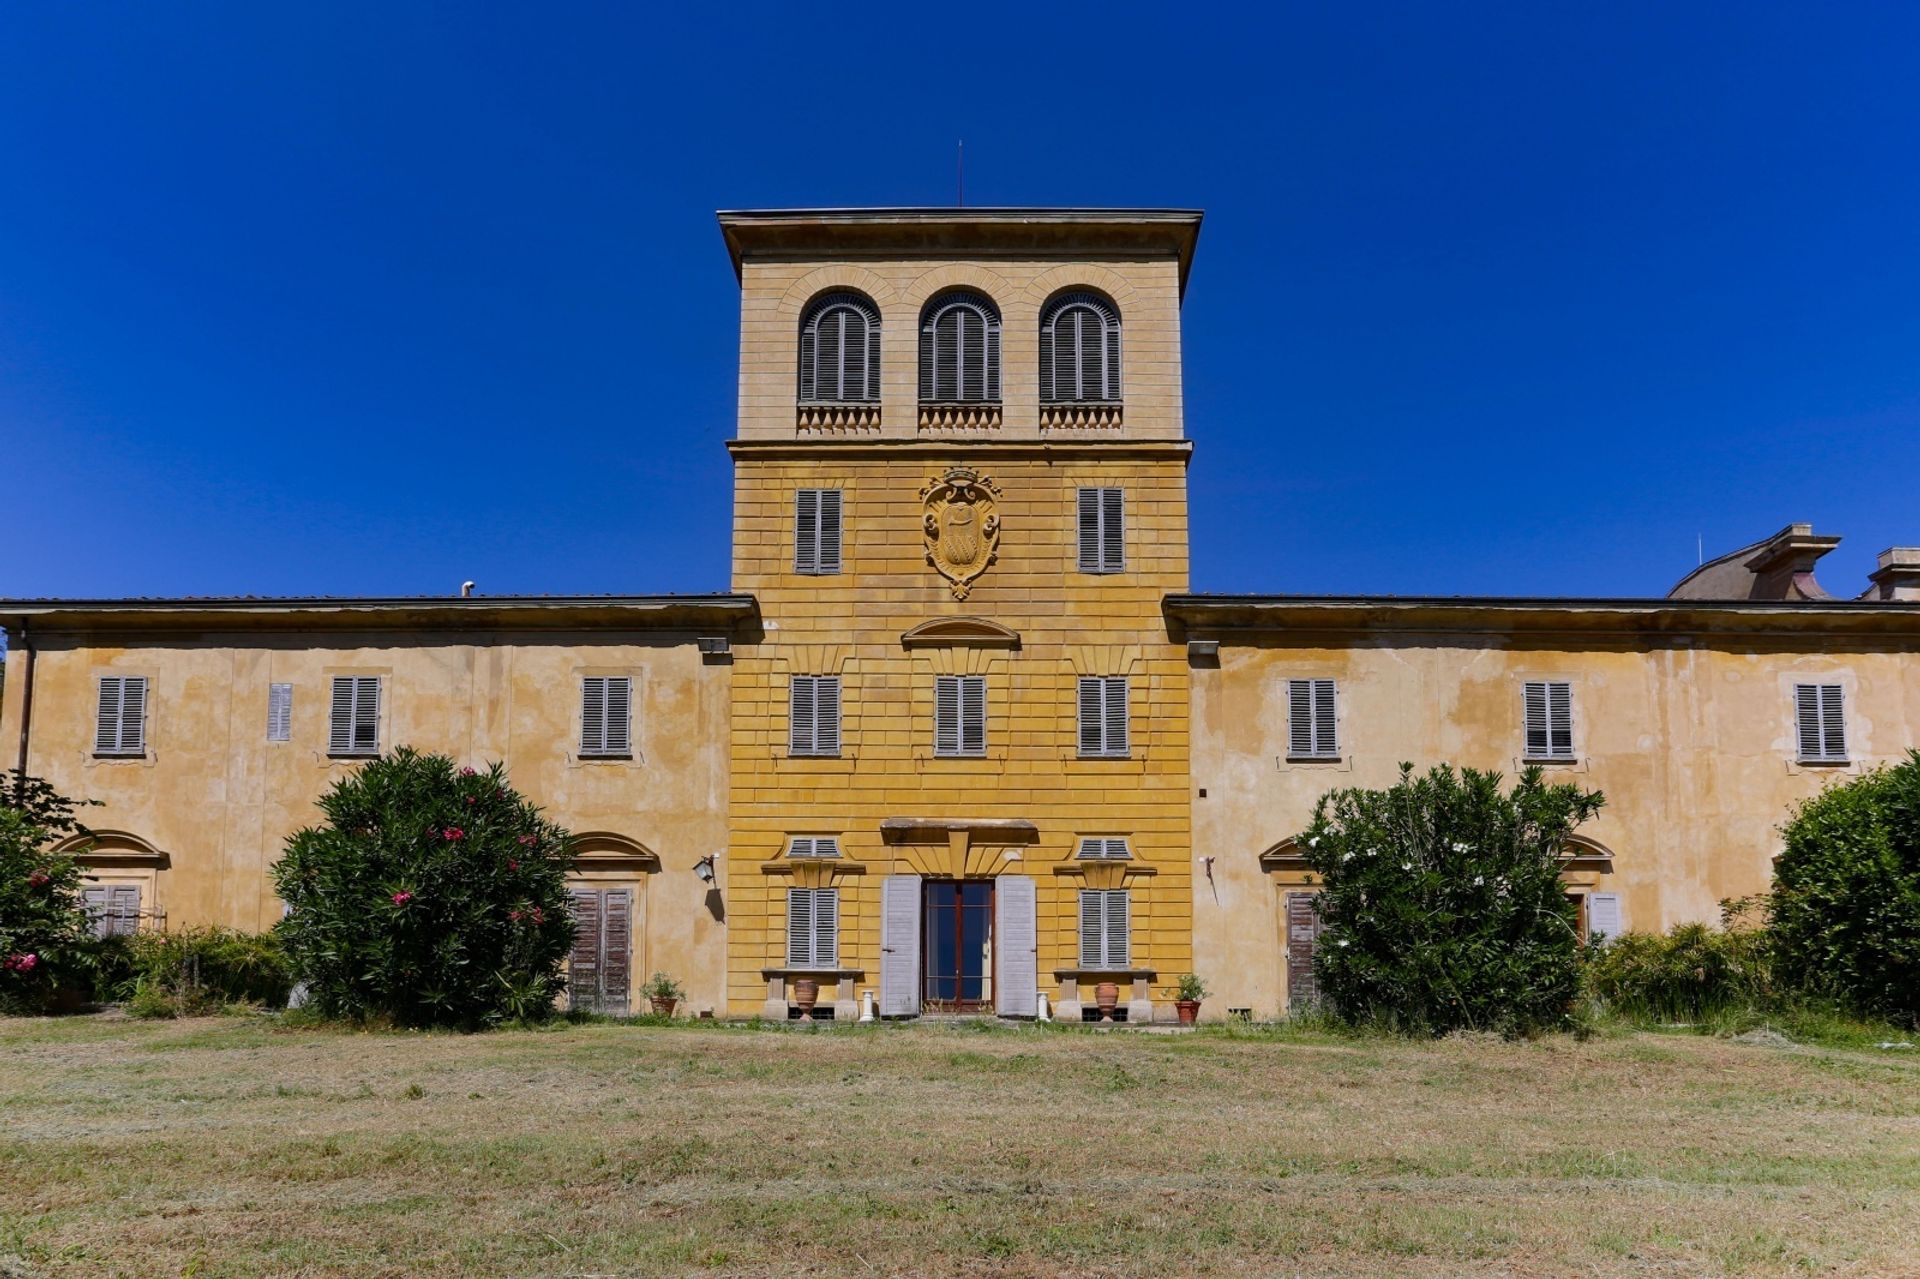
1075,837,1132,861
1287,678,1338,759
266,683,292,742
794,489,843,575
1077,888,1130,969
1076,676,1130,758
789,676,842,757
1794,683,1847,762
786,886,839,967
1522,680,1574,761
93,676,148,757
1076,487,1125,573
327,676,381,757
933,675,986,758
580,676,633,757
786,836,842,859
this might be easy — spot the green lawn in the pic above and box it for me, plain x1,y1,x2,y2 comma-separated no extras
2,1014,1917,1277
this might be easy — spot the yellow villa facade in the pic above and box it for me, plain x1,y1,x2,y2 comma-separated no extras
5,208,1920,1021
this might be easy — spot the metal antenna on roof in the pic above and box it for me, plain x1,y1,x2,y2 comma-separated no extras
1697,534,1703,566
957,140,964,207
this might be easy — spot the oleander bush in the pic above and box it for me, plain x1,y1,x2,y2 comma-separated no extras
1299,763,1605,1037
1584,899,1774,1022
1770,751,1920,1026
0,772,98,1014
272,748,575,1029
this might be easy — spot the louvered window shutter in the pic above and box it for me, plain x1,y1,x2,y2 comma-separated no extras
934,676,962,756
797,314,817,401
818,308,845,400
1077,489,1100,572
329,676,379,755
1076,837,1131,860
1105,890,1130,968
1078,890,1104,967
815,677,841,755
569,889,602,1010
786,888,813,966
1288,679,1337,758
1038,311,1056,400
1077,677,1105,755
1103,310,1121,401
816,490,842,573
605,677,632,754
814,887,838,966
1795,684,1846,761
1587,892,1622,940
789,837,815,859
794,489,818,573
1524,681,1573,758
1042,295,1121,402
94,676,147,755
1105,677,1130,757
790,677,814,755
82,886,110,938
960,676,985,756
582,677,607,754
1100,488,1124,572
267,683,292,742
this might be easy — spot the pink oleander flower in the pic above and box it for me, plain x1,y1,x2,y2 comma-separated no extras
531,907,545,925
507,859,519,871
508,908,523,922
26,872,49,889
465,796,476,806
4,954,39,973
516,834,536,846
392,891,414,906
442,827,465,841
459,766,476,777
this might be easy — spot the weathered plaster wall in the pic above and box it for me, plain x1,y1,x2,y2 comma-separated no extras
0,630,732,1015
1191,633,1920,1020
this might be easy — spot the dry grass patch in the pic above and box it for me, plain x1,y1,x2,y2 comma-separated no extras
2,1016,1917,1277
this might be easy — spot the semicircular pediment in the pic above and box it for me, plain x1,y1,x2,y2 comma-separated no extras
899,616,1021,649
569,831,663,871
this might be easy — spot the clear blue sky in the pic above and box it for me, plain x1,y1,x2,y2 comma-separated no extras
4,4,1918,608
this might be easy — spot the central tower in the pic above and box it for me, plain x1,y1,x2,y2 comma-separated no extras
719,208,1200,1020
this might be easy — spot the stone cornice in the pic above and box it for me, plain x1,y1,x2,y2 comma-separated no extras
728,439,1192,462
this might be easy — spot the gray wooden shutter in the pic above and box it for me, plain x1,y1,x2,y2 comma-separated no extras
1078,889,1128,969
1288,679,1336,757
1105,889,1130,968
602,889,631,1015
789,677,815,755
110,884,140,935
814,887,839,966
328,677,355,754
798,308,818,401
569,889,602,1011
1287,892,1323,1010
1795,684,1845,761
267,683,292,742
605,677,632,754
934,676,961,756
815,677,841,755
1077,677,1104,755
816,490,842,573
352,677,379,753
1076,837,1130,860
960,675,986,756
1587,891,1622,940
95,676,146,755
994,875,1038,1016
880,875,922,1015
1104,677,1129,756
582,677,607,754
794,490,818,573
1524,681,1550,756
786,888,814,967
1100,488,1124,572
1524,681,1573,758
82,885,110,938
1076,488,1099,571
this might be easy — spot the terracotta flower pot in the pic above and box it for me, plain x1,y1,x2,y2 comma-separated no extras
1094,981,1120,1022
1175,999,1201,1026
793,978,820,1021
651,996,677,1018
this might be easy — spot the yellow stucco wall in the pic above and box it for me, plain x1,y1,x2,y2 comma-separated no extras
0,629,732,1015
1190,631,1920,1020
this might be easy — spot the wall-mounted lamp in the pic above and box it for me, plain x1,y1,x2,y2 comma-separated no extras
1201,854,1216,884
693,854,717,885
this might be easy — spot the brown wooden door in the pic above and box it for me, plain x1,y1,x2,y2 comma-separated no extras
1286,891,1323,1012
568,888,632,1015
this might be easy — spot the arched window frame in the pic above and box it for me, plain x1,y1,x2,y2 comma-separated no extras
918,291,1001,404
1039,291,1122,404
798,291,881,404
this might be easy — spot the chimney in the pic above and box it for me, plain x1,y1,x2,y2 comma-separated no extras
1743,524,1841,600
1863,548,1920,601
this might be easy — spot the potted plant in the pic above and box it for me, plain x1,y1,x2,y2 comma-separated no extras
1174,973,1209,1025
642,972,684,1018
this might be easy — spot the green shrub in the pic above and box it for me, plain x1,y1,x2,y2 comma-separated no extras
1585,903,1773,1022
119,927,292,1018
1299,763,1605,1037
1771,751,1920,1026
0,773,98,1014
272,748,575,1028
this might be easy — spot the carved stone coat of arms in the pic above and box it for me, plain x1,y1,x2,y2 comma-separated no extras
921,466,1002,600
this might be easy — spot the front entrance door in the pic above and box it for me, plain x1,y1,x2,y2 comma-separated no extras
923,880,994,1011
568,887,632,1015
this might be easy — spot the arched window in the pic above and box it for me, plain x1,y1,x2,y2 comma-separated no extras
919,291,1001,403
798,292,881,403
1040,291,1121,403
